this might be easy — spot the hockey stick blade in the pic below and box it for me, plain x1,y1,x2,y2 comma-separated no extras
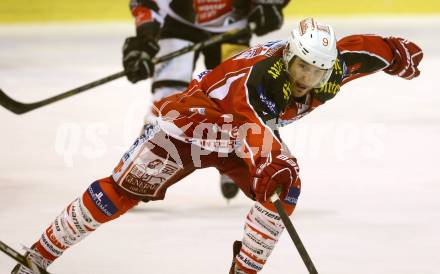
0,89,35,114
0,71,126,115
0,241,51,274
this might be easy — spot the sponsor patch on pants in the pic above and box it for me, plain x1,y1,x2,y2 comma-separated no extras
118,152,181,199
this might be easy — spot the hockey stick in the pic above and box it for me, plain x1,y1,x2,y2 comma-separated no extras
270,193,319,274
0,241,51,274
0,23,256,115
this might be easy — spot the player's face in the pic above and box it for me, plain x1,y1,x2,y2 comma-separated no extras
288,57,327,97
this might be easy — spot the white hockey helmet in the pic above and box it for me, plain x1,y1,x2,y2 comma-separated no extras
283,17,338,87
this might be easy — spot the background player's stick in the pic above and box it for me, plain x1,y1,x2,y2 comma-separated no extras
0,241,51,274
0,23,256,115
271,193,319,274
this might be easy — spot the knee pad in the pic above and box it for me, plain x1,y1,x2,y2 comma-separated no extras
82,177,139,223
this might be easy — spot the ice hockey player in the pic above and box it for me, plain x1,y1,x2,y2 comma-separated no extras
12,17,422,274
122,0,292,200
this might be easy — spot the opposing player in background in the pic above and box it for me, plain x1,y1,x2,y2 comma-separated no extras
12,18,422,274
122,0,292,200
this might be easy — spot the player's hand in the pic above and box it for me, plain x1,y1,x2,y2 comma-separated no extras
122,36,159,83
122,19,160,83
384,37,423,80
248,0,287,36
252,153,299,203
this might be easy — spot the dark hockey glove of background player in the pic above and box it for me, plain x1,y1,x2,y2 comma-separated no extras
252,154,299,203
248,0,288,36
122,21,160,83
384,37,423,80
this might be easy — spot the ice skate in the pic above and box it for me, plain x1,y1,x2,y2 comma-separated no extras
11,246,51,274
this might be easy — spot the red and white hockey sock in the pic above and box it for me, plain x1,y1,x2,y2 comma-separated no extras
235,202,287,273
32,177,139,263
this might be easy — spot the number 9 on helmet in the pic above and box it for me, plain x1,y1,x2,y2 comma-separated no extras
283,17,338,88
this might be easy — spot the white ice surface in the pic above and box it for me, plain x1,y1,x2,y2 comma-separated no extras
0,17,439,274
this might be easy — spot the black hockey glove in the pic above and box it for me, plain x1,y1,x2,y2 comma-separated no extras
248,0,288,36
122,21,160,83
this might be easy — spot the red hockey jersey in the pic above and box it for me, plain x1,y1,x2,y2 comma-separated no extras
152,35,395,169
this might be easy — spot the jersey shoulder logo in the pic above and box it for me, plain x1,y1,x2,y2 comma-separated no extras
233,40,284,61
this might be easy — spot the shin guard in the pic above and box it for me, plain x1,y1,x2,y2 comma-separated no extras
33,177,139,262
236,201,294,273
